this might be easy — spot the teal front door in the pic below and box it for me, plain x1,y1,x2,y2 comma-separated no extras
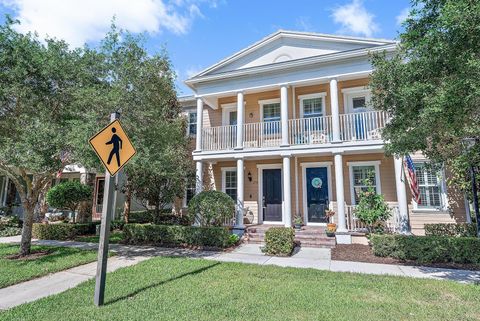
305,167,329,224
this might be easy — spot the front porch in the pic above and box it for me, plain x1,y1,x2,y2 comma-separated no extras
198,153,410,236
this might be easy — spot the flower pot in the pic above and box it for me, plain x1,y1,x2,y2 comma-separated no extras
326,232,335,237
294,224,302,230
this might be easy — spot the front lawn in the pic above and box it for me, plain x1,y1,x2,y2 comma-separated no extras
75,231,124,244
2,257,480,320
0,243,98,288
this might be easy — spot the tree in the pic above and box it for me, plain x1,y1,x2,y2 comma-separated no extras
46,181,92,223
0,18,100,255
369,0,480,194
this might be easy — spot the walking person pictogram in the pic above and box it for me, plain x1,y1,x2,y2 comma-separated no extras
106,127,122,167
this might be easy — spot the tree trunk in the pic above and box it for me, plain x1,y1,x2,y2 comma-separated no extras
123,186,131,223
20,201,35,256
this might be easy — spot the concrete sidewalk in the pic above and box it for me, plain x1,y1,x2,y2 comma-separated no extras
0,237,478,310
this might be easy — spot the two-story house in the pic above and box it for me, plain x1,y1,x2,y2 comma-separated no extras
182,30,470,241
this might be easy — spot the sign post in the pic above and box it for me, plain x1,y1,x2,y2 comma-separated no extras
89,112,136,306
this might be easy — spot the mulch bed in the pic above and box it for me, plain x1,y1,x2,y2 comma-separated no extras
5,250,53,261
331,244,480,271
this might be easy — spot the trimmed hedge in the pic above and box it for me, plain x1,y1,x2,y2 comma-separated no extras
370,234,480,264
32,222,100,240
123,223,234,248
128,211,191,226
262,227,295,256
424,223,477,237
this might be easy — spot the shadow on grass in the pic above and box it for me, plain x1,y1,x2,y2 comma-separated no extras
105,261,221,305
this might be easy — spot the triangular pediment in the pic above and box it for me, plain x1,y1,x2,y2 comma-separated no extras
192,31,395,78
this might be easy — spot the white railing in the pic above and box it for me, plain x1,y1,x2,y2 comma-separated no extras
288,115,333,145
201,125,237,151
243,120,282,148
346,204,401,232
339,111,389,142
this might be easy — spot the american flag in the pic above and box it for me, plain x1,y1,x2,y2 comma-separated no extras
403,155,421,204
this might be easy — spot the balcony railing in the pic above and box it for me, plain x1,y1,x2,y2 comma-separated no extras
289,115,333,145
339,111,389,141
200,111,388,151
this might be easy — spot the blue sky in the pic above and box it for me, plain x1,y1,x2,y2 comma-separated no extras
0,0,411,95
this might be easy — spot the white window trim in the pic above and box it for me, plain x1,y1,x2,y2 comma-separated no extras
347,161,382,205
221,103,238,126
221,167,237,198
256,163,283,225
299,92,327,118
300,162,333,226
259,98,281,122
185,109,197,136
412,161,448,212
342,86,373,114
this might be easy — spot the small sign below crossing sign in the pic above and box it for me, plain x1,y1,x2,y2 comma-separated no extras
89,119,136,176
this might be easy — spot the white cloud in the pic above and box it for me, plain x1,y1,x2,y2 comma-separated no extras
331,0,379,37
396,7,410,26
296,16,314,32
0,0,206,47
185,65,203,78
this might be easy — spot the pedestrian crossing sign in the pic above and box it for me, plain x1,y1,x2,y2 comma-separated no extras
89,119,136,176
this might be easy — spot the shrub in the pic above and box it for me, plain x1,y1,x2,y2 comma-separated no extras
355,181,391,233
46,181,92,223
111,220,125,231
123,223,233,248
425,223,477,237
262,227,295,256
129,211,155,223
0,215,22,236
187,190,235,227
33,223,77,240
370,234,480,264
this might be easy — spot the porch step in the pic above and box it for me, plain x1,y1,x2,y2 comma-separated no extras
243,226,336,248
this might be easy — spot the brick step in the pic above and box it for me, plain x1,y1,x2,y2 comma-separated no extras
294,234,331,240
297,242,335,248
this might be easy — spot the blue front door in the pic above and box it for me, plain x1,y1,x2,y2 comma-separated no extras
306,167,329,223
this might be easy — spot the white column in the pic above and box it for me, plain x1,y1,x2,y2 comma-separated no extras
394,157,410,234
236,92,244,149
283,156,292,227
235,158,244,228
280,85,289,146
195,97,203,151
195,161,203,194
334,153,347,232
330,78,341,142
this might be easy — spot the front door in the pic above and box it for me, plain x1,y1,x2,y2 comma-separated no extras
262,168,282,222
305,167,329,224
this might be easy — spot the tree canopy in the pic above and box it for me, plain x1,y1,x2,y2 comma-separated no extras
370,0,480,192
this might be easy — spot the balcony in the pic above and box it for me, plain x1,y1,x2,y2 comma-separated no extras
201,110,389,152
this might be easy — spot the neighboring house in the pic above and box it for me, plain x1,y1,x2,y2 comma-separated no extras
183,30,471,238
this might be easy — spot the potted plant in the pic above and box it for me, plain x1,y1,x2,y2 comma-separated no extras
325,224,336,237
325,209,336,230
293,214,303,230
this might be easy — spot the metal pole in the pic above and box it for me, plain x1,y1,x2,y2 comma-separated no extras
94,112,119,306
470,165,480,238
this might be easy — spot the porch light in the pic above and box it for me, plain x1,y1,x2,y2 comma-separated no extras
248,171,252,182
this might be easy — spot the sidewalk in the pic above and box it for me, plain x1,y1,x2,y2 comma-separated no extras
0,237,478,310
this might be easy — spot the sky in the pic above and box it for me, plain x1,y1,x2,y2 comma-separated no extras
0,0,412,96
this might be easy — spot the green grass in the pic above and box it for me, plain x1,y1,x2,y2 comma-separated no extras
74,231,124,244
0,243,98,288
2,257,480,320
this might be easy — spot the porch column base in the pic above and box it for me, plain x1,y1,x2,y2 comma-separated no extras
335,232,352,244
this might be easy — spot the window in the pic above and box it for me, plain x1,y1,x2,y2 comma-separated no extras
184,180,196,207
414,163,445,209
300,93,325,118
352,97,366,109
348,161,381,204
263,103,281,122
342,87,372,113
187,112,197,136
222,169,237,201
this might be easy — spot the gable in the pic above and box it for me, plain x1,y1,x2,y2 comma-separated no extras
194,31,395,77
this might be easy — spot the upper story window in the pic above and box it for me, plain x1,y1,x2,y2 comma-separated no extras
342,87,372,113
263,103,281,122
300,93,326,118
348,161,381,204
187,112,197,136
414,162,446,210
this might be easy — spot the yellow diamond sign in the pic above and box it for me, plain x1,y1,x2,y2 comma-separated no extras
89,119,136,176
